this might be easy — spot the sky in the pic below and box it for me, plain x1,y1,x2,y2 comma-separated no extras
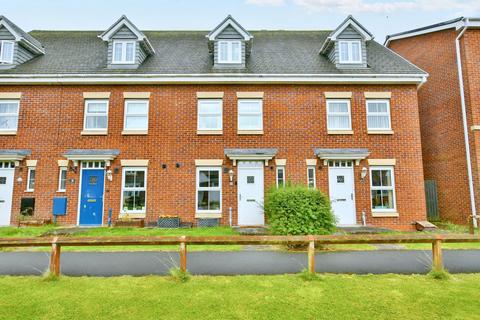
1,0,479,43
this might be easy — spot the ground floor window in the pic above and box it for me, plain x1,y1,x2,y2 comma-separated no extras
26,167,35,192
307,166,316,189
196,167,221,213
121,167,147,214
58,167,67,192
276,166,285,188
370,166,396,212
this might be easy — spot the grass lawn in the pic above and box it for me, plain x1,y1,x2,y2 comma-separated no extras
1,274,480,319
0,226,242,252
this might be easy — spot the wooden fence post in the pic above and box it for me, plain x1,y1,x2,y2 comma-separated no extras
307,236,315,274
179,236,187,273
432,239,443,272
49,237,61,277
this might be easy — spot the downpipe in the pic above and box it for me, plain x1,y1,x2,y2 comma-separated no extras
455,18,478,228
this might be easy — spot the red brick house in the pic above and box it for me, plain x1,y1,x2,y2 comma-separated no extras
387,17,480,226
0,15,427,230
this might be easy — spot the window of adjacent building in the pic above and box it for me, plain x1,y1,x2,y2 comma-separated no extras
218,40,241,64
197,99,222,131
58,167,67,192
327,99,351,130
26,167,35,192
0,40,14,64
112,40,136,64
370,166,396,212
0,100,19,131
276,166,285,188
196,167,221,213
307,166,316,189
238,99,263,131
124,100,149,131
339,40,362,64
84,100,108,131
121,168,147,214
367,100,391,130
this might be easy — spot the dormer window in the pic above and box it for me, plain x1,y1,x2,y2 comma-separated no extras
112,40,136,64
218,41,241,64
339,40,361,64
0,40,14,64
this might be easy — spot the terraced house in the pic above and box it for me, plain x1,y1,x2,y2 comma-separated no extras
0,14,428,230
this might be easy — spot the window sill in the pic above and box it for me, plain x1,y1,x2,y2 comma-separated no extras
328,130,354,135
372,211,399,218
238,130,264,135
122,130,148,135
119,213,146,219
81,130,108,136
368,130,394,135
24,190,34,193
0,130,17,135
195,213,222,219
197,130,223,135
56,190,66,193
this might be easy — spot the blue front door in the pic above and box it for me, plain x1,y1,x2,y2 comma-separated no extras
79,169,104,226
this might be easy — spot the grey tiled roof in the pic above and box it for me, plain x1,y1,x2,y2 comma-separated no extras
64,149,120,156
0,30,424,75
314,148,369,155
0,149,31,156
225,148,278,156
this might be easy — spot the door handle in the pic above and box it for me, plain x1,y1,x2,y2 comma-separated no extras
239,194,241,201
336,199,347,202
0,200,4,203
87,199,96,203
247,199,256,202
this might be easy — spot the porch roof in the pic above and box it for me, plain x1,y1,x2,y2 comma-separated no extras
0,149,31,161
224,148,278,166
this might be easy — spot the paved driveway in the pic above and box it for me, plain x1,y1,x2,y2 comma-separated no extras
1,250,479,276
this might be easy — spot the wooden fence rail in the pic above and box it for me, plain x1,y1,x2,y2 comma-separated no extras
1,234,479,276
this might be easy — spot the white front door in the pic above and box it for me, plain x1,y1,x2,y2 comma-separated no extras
0,168,15,226
237,161,264,226
328,166,356,225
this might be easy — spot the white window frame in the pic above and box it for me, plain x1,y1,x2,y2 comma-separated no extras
366,99,391,130
326,99,352,131
120,167,148,214
276,166,285,188
26,167,35,192
0,40,14,64
217,40,242,64
197,99,223,131
58,167,67,192
370,166,397,213
83,99,109,131
123,99,149,131
196,166,222,214
338,40,362,64
307,166,316,189
0,99,19,132
112,40,136,64
238,99,263,131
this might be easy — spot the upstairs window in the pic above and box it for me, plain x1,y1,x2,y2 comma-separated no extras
218,40,241,64
0,40,14,64
84,100,108,131
124,100,149,131
327,99,351,131
339,40,362,64
367,100,391,130
198,99,223,131
112,40,136,64
238,99,263,131
0,100,19,131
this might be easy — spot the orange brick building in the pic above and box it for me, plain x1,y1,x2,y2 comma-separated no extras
387,17,480,225
0,15,427,230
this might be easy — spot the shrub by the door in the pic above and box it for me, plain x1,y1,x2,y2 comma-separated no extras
264,185,336,235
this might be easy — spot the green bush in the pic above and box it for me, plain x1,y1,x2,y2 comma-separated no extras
264,184,336,235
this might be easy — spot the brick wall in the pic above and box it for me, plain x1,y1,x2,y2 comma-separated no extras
0,84,426,230
389,28,480,225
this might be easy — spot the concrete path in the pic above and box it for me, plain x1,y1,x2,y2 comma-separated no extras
1,250,479,276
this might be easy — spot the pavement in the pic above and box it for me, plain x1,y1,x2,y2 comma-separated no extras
1,249,480,276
